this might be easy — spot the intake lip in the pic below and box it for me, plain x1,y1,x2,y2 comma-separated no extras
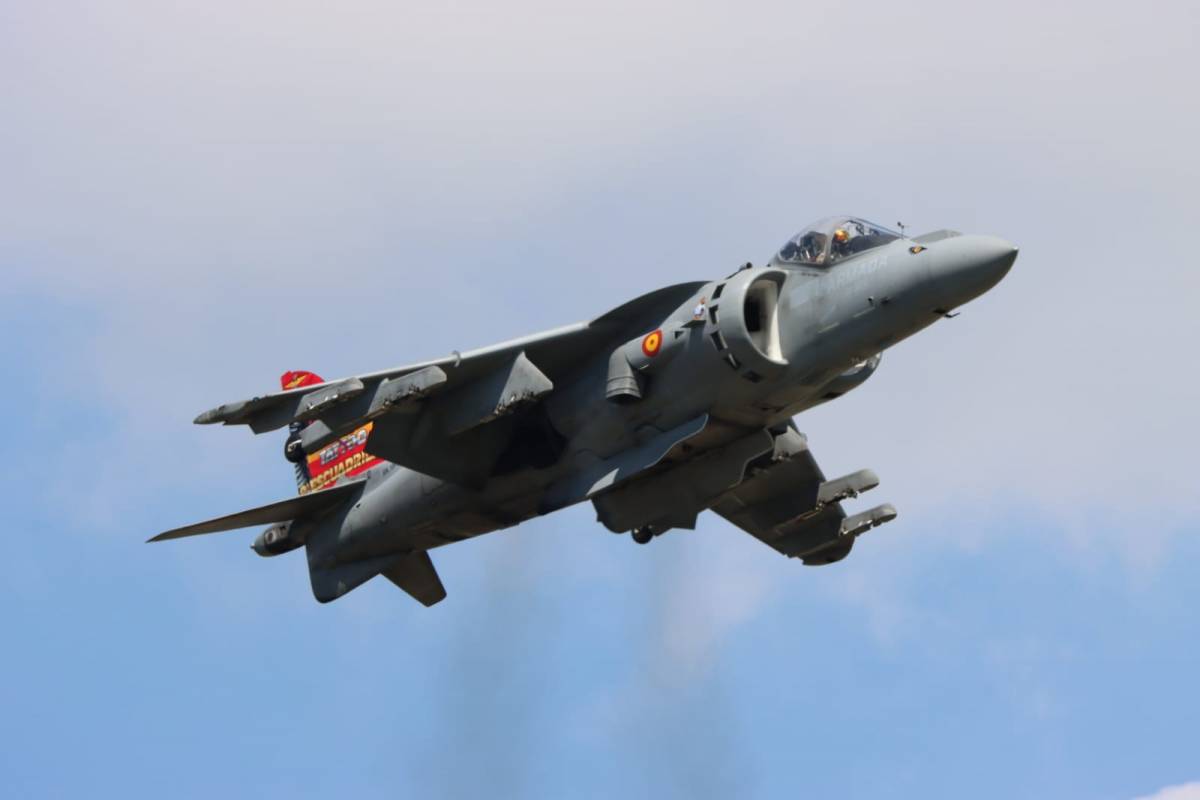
715,267,789,380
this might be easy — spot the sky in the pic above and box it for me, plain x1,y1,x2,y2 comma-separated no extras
1,0,1198,797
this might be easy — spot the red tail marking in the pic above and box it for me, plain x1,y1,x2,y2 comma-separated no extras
281,370,325,390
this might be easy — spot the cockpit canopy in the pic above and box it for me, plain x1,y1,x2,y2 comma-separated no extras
770,217,902,267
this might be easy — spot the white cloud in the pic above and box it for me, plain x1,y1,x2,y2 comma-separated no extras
1133,782,1200,800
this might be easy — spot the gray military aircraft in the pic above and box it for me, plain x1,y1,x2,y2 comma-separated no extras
151,217,1017,606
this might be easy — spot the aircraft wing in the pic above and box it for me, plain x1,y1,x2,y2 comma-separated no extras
709,426,896,565
148,480,362,541
193,282,707,485
195,324,580,434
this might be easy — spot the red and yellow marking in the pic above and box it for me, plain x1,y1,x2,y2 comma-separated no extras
301,421,383,493
281,370,324,390
642,329,663,357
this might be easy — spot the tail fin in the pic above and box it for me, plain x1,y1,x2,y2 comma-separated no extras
281,370,386,494
282,371,324,491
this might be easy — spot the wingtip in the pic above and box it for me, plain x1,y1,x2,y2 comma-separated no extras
147,529,189,543
193,407,224,425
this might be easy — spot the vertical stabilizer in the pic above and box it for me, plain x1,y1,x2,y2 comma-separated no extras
281,370,385,494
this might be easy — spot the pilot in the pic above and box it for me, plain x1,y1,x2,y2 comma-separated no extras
831,227,852,259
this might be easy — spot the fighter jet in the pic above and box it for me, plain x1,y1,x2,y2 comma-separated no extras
151,217,1017,606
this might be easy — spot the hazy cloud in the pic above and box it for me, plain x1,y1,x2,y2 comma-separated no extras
1134,782,1200,800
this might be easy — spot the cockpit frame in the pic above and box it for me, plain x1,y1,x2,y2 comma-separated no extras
770,217,902,268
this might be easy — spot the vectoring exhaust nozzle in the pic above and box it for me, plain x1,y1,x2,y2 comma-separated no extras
605,352,644,403
605,326,685,403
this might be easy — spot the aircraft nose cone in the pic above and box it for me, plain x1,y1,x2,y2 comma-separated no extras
935,234,1018,308
974,235,1019,284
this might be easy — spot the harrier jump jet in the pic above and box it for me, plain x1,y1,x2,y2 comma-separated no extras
151,217,1017,606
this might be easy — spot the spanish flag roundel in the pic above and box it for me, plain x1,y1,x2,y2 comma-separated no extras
641,329,663,357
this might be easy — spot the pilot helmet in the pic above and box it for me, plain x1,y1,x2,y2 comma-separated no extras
833,228,850,244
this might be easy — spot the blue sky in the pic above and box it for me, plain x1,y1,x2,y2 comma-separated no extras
2,1,1197,797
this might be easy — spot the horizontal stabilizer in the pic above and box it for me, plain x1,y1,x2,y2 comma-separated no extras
382,551,447,607
148,481,360,542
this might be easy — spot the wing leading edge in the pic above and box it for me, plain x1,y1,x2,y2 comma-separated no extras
193,282,707,434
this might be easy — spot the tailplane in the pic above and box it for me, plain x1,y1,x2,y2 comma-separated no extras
147,480,361,542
